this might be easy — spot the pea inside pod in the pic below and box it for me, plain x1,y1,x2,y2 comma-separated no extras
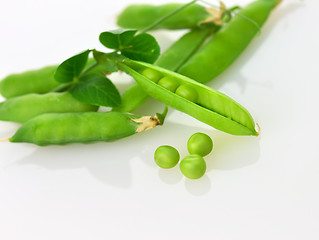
113,27,215,113
118,59,258,136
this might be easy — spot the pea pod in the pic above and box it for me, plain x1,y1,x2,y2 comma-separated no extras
0,65,60,99
119,59,258,136
0,58,96,99
9,111,165,146
117,3,211,30
178,0,281,83
114,27,216,113
116,0,280,113
0,92,98,123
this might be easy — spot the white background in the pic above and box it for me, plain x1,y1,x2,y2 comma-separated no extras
0,0,318,239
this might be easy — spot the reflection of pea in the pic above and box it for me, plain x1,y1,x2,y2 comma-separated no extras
158,77,179,92
175,84,198,102
187,132,213,157
154,145,180,169
180,154,206,179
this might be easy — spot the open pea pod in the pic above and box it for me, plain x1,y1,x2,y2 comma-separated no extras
118,59,258,136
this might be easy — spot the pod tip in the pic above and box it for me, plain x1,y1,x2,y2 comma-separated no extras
255,123,261,136
0,137,10,142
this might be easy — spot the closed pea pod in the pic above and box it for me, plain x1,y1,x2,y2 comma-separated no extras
178,0,281,83
0,58,97,99
0,92,98,123
118,58,258,136
154,145,180,169
0,65,60,99
117,3,211,30
9,110,165,146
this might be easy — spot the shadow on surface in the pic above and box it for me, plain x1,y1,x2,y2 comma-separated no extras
206,130,261,171
16,135,151,189
15,121,261,190
184,175,212,196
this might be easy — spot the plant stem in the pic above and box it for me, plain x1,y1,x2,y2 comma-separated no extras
82,62,99,76
51,82,73,92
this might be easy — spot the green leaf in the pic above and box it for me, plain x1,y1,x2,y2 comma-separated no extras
121,33,160,63
92,50,119,73
70,73,121,107
54,50,91,83
99,29,137,50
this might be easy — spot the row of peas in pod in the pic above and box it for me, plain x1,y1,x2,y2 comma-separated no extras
142,68,198,103
154,133,213,179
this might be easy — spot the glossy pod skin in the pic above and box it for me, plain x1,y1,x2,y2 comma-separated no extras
0,92,98,123
114,27,216,113
0,58,96,99
9,112,145,146
117,3,211,30
0,65,60,99
119,59,258,136
178,0,280,83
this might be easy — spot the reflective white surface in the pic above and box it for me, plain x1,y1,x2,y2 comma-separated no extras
0,0,318,239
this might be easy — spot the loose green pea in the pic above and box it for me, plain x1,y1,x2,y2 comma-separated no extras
180,154,206,179
175,84,198,102
141,68,162,83
154,145,180,169
187,132,213,157
158,76,179,92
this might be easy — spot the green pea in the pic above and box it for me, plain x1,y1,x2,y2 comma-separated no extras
187,132,213,157
158,76,179,92
179,154,206,179
175,84,198,102
141,68,162,83
154,145,180,169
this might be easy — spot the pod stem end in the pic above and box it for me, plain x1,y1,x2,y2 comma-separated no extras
133,116,161,133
